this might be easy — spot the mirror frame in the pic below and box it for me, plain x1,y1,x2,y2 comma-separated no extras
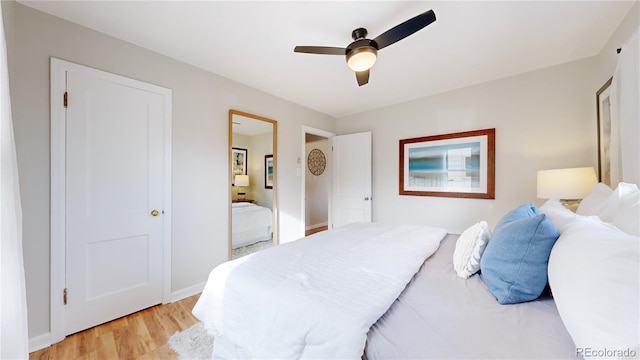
228,109,278,260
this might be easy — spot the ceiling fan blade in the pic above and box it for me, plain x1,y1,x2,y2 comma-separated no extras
356,70,369,86
294,46,346,55
373,10,436,50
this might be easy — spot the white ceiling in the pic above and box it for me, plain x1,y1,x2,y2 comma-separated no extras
18,1,635,118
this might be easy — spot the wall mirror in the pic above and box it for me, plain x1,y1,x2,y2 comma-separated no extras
229,110,278,260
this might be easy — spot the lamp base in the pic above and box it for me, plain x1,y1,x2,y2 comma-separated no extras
560,199,581,212
238,191,246,200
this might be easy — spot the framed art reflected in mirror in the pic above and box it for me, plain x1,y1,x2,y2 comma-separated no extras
232,147,247,185
265,154,273,189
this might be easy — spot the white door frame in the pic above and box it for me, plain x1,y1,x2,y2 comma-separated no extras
301,126,336,237
49,58,172,343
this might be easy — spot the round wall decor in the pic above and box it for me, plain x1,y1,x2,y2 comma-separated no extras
307,148,326,176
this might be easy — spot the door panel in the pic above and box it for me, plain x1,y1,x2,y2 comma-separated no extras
331,132,372,228
85,236,149,299
65,68,165,335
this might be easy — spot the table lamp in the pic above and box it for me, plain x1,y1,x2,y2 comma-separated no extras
537,167,597,211
235,175,250,200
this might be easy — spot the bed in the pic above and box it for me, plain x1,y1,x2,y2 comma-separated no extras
195,182,639,359
231,202,273,249
365,233,576,359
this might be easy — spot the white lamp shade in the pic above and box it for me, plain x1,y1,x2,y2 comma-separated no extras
234,174,250,187
537,167,597,199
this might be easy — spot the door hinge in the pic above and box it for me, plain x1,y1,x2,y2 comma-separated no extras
63,288,67,305
63,92,68,108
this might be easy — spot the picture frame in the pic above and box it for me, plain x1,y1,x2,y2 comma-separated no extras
232,147,248,185
596,77,613,186
265,154,274,189
399,128,495,199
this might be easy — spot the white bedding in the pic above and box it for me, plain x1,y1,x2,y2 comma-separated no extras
366,234,576,359
192,222,446,359
232,202,272,248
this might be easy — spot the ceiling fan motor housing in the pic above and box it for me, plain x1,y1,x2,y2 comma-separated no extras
346,38,378,71
351,27,369,40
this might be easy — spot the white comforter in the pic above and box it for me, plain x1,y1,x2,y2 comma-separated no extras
232,202,272,230
192,222,446,359
232,202,273,248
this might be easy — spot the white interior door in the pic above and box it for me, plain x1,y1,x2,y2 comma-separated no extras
331,132,372,228
61,61,170,335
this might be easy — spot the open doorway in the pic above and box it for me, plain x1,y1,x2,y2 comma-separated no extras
302,127,336,237
305,133,329,236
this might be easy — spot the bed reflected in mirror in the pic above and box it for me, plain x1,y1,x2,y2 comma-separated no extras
229,110,278,259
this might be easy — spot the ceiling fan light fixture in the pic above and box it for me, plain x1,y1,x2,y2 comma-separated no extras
346,46,377,72
294,9,436,85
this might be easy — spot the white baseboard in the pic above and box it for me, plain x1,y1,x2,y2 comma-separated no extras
305,222,328,231
170,282,205,303
29,332,51,353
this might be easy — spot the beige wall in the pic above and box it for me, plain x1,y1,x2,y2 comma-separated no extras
594,1,639,90
249,132,274,209
335,0,638,233
337,57,600,234
335,3,638,235
2,1,335,341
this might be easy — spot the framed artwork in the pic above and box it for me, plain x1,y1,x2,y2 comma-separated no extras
307,149,326,176
232,147,248,185
596,77,613,186
399,128,495,199
265,154,274,189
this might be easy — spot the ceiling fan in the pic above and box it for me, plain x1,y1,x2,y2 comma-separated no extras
294,10,436,86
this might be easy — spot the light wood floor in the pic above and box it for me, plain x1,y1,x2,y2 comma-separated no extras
31,229,328,360
29,294,201,360
305,225,328,236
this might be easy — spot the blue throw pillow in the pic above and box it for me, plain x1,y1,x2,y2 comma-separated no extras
480,203,560,304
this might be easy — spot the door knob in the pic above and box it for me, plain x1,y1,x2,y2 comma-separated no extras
151,210,159,216
364,197,370,201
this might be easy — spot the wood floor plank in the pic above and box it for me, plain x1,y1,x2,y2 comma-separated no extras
56,332,79,359
129,314,155,355
29,294,201,360
75,330,94,358
29,347,54,360
141,307,168,349
95,332,118,360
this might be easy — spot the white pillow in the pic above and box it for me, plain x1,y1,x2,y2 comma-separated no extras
540,199,602,234
576,182,613,215
539,199,591,233
453,221,491,279
548,217,639,350
597,182,639,221
610,189,640,236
